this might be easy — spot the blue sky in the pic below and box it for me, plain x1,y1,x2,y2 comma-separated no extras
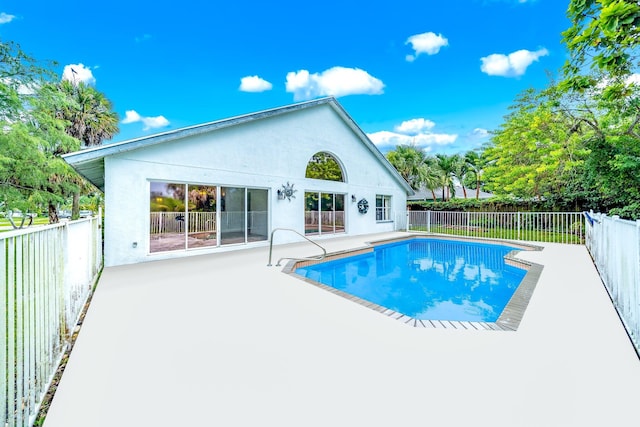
1,0,570,155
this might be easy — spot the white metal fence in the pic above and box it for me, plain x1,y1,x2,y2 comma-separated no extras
1,216,102,427
585,212,640,355
400,211,585,244
150,211,217,234
150,211,266,235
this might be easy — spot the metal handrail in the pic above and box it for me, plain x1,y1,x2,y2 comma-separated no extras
267,228,327,266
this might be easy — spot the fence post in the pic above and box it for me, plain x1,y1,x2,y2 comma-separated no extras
406,211,409,232
427,210,431,233
517,211,521,241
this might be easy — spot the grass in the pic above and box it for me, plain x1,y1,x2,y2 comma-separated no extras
0,217,51,230
410,225,584,244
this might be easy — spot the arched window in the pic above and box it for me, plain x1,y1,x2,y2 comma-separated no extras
305,152,345,182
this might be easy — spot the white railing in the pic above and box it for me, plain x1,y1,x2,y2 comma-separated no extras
150,211,266,235
150,211,217,234
403,211,585,244
1,215,103,427
585,212,640,355
304,211,346,232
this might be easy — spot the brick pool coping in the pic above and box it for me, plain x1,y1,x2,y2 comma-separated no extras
284,233,544,331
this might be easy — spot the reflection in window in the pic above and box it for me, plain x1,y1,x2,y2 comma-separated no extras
305,192,345,235
376,195,391,221
187,185,217,249
150,182,268,253
305,152,344,182
150,182,187,253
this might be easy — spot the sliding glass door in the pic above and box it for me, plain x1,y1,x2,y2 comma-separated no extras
305,192,345,236
187,185,217,249
247,188,268,242
150,182,268,253
220,187,245,245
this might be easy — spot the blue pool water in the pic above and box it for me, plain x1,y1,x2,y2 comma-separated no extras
293,239,528,322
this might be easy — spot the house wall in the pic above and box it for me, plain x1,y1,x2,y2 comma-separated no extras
104,104,407,266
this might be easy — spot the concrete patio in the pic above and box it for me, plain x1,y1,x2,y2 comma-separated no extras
43,232,640,427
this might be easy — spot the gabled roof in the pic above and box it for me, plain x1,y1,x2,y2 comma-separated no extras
63,97,414,195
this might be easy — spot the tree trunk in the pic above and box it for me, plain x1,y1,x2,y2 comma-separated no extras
431,190,437,201
48,203,59,224
462,185,468,199
476,177,481,199
72,192,80,220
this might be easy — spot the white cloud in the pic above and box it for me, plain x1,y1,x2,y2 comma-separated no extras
61,64,96,85
122,110,142,124
1,76,37,95
368,118,457,150
371,131,456,146
0,12,15,24
472,128,489,138
626,74,640,85
285,66,384,101
395,118,435,134
480,48,548,77
239,75,273,92
121,110,169,131
405,32,449,62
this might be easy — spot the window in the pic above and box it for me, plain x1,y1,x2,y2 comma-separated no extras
305,152,344,182
376,195,391,221
304,192,345,235
149,182,268,253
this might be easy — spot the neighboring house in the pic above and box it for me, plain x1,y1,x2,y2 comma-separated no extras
408,185,493,202
63,97,414,267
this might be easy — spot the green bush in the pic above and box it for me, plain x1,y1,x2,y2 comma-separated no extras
408,196,555,212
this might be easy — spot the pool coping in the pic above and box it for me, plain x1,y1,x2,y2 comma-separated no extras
283,233,544,331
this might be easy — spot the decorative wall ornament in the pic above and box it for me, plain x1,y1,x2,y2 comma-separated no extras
277,182,297,201
357,198,369,214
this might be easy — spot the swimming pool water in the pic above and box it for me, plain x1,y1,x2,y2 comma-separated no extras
293,239,528,322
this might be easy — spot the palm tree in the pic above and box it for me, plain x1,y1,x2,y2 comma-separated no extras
435,154,458,201
464,150,486,200
54,80,119,218
386,144,428,190
56,80,119,147
454,155,469,199
423,156,441,201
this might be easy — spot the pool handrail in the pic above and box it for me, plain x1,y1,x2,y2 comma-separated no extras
267,228,327,266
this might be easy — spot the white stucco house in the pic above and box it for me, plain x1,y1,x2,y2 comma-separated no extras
63,97,413,267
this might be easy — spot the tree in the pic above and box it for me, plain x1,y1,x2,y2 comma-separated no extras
43,79,119,218
305,152,344,181
464,150,487,200
422,156,441,201
558,1,640,217
435,154,458,201
563,0,640,82
0,40,50,122
0,84,81,223
482,88,589,208
54,80,119,148
386,145,428,190
0,40,84,223
453,154,469,199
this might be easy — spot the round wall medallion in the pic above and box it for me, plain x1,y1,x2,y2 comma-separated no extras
357,198,369,214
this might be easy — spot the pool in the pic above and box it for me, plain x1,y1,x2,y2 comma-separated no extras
290,236,543,330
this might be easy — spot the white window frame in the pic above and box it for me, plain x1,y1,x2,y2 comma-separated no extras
376,195,392,222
